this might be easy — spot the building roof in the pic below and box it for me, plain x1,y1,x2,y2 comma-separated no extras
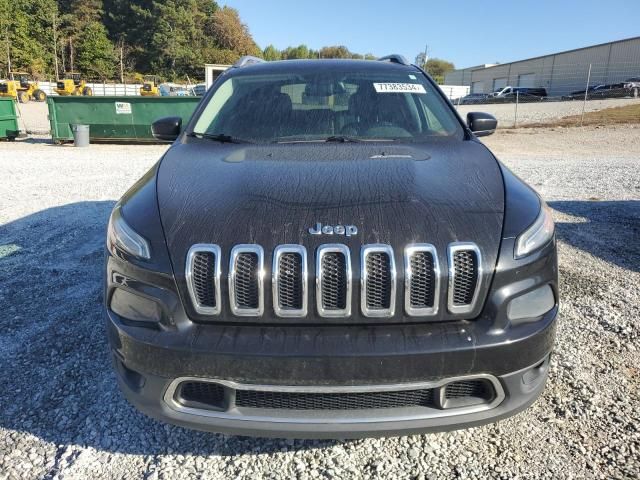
457,36,640,71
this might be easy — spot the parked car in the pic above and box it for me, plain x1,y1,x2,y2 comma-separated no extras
159,83,190,97
624,78,640,97
588,83,631,99
455,93,492,105
491,86,548,102
105,55,558,438
562,85,603,100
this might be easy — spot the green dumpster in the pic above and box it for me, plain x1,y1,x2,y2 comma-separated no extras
47,96,201,143
0,98,20,141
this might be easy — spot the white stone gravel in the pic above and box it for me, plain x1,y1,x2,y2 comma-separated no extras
0,126,639,479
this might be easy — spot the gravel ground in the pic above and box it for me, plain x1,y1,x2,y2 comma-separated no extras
455,97,640,127
1,127,639,479
14,102,50,135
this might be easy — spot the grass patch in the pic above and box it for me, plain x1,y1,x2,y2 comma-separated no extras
521,103,640,128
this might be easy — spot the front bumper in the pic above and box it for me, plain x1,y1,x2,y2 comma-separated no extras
105,234,558,438
106,302,556,438
111,343,551,438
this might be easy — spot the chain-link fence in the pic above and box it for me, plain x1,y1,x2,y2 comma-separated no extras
443,62,640,128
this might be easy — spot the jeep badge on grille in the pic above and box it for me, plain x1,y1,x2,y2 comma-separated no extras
308,222,358,236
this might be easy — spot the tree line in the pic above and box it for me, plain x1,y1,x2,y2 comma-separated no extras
0,0,454,82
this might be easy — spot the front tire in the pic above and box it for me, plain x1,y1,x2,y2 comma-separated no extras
83,87,93,96
17,91,30,103
33,89,46,102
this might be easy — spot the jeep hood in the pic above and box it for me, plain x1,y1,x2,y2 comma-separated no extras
156,138,505,322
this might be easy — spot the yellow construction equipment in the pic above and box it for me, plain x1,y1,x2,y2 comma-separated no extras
0,72,47,103
140,75,160,96
54,72,93,96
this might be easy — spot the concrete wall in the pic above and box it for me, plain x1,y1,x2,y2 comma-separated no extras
445,37,640,96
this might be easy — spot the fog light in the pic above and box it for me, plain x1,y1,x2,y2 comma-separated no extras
507,285,555,323
110,288,162,323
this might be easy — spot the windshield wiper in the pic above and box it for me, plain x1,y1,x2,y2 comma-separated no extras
189,132,253,144
324,135,362,143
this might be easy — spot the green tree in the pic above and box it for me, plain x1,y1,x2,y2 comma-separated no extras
75,22,115,78
263,44,281,61
210,6,258,56
424,58,455,83
319,45,351,59
0,0,58,76
282,44,310,59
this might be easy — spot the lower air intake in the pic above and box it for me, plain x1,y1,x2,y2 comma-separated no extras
177,381,225,408
235,388,436,410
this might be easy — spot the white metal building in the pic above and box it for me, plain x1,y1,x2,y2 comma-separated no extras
445,37,640,96
204,64,231,90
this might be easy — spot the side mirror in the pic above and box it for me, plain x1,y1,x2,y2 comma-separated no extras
467,112,497,137
152,116,182,141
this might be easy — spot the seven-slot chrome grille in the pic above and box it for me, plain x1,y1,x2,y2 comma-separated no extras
186,244,221,315
185,242,482,318
361,245,396,317
229,245,264,316
447,243,483,315
316,245,352,317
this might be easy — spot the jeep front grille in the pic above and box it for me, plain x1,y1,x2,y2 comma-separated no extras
404,244,440,316
273,245,307,317
361,245,396,317
185,242,482,318
316,245,352,317
186,245,221,315
448,243,482,314
229,245,264,316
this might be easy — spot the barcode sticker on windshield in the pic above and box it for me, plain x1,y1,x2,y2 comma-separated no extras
373,83,426,94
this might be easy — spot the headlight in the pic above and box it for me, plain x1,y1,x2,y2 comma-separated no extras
514,203,554,259
107,206,151,260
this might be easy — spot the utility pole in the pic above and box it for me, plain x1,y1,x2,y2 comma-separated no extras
61,40,66,73
119,38,124,83
4,29,11,78
52,12,59,79
423,44,429,69
69,38,74,72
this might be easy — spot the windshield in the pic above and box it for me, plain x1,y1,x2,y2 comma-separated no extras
192,69,463,143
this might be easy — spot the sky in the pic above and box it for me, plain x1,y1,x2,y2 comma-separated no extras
220,0,639,69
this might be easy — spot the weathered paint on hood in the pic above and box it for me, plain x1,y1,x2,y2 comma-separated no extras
157,138,504,324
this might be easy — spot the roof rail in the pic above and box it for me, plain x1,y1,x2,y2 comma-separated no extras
377,54,410,66
233,56,266,68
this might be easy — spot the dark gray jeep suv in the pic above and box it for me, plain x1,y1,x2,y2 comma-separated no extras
104,55,558,438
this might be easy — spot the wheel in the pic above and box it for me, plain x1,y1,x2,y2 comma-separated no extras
83,87,93,96
17,91,30,103
33,89,46,102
